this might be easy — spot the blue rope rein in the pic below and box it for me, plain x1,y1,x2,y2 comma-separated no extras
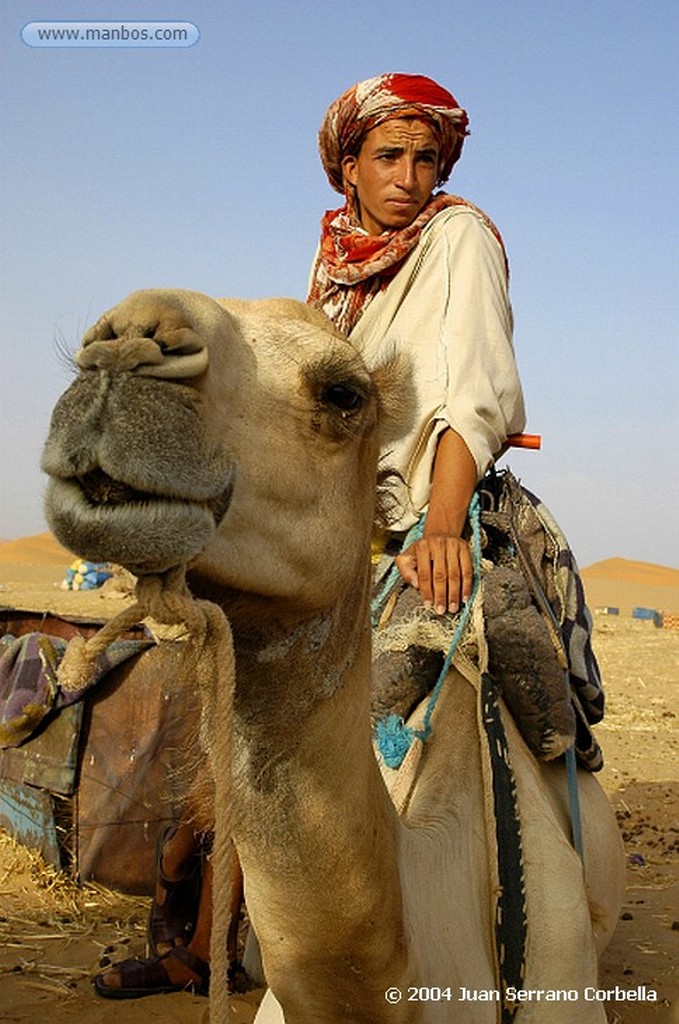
371,517,426,630
374,492,483,769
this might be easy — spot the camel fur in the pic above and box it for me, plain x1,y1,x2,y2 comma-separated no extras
42,289,625,1023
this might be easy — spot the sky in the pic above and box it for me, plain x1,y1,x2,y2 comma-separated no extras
1,0,677,569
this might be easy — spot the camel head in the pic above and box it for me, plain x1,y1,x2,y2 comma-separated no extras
42,289,412,609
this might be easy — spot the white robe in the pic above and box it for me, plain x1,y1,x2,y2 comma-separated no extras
344,204,526,532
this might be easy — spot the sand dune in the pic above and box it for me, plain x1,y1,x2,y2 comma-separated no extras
583,557,679,587
0,534,118,620
581,558,679,617
0,532,77,566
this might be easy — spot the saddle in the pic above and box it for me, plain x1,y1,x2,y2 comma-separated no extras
371,469,604,771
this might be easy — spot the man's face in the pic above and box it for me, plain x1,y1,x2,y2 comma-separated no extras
341,119,440,235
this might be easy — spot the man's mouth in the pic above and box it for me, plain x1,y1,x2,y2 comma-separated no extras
386,197,419,209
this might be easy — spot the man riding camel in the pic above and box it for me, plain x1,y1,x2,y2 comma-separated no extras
94,71,526,999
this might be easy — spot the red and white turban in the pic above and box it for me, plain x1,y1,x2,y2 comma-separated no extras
318,73,470,194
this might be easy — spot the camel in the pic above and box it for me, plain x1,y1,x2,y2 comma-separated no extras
42,289,624,1023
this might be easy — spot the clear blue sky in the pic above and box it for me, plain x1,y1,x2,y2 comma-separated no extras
1,0,677,568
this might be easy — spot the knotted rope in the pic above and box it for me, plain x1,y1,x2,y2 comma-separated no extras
56,564,235,1024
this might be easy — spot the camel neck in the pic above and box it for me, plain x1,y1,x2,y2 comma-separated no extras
230,580,411,1020
230,578,378,795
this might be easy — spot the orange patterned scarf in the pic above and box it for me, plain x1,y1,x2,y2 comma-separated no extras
307,192,507,336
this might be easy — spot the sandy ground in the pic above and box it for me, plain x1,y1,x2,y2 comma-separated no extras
0,542,677,1023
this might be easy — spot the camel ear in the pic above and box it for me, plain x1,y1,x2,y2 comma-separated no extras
371,352,416,445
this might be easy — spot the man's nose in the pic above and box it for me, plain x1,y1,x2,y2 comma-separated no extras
395,158,417,190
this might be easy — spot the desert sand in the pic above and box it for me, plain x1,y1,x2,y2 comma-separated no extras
0,535,677,1023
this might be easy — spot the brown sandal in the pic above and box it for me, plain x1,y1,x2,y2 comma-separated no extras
93,945,210,999
147,824,202,955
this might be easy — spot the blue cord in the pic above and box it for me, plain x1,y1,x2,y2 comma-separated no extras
371,517,425,628
375,493,483,768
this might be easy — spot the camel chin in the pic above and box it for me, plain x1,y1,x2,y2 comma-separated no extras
44,476,226,576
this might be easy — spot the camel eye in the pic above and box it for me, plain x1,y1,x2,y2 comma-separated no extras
321,383,365,414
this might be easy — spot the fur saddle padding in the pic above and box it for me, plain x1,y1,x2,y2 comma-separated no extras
369,564,575,762
477,469,604,723
478,468,604,771
371,587,442,724
482,565,575,760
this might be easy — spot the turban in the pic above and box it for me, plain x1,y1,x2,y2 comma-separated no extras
318,73,469,194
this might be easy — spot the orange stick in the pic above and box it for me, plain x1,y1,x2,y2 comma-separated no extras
507,433,542,450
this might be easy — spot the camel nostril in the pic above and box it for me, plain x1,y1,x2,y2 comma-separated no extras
75,336,164,372
136,342,209,379
158,339,205,358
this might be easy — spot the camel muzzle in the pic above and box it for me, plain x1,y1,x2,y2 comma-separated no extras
43,465,235,575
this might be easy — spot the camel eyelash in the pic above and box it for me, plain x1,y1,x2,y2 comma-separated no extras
305,356,372,406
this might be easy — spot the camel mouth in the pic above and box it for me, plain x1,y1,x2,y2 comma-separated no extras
77,468,154,508
44,470,235,575
75,467,233,526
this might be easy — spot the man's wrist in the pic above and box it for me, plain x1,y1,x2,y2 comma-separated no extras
423,512,467,539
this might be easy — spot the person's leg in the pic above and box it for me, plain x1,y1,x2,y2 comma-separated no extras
148,848,244,978
94,844,245,997
148,823,203,955
160,822,202,880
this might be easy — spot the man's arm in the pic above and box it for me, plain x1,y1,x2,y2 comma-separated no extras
395,427,476,614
